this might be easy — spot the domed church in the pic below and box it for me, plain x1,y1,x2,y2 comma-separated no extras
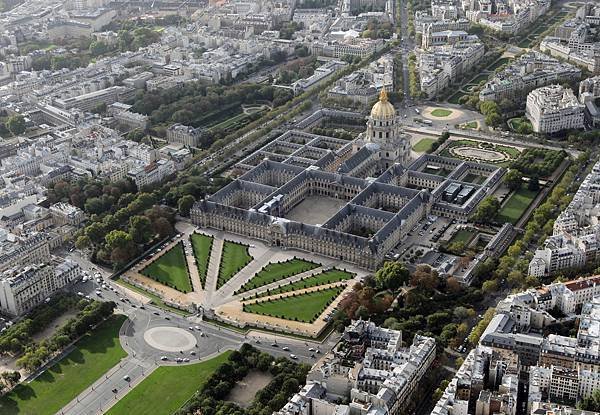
338,89,410,178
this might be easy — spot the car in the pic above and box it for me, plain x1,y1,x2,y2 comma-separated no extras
160,356,168,361
316,349,321,354
183,358,190,362
119,298,125,302
194,326,201,330
189,327,194,331
282,346,290,351
123,375,130,382
112,388,118,393
311,354,315,358
308,347,315,352
131,304,137,308
289,354,297,359
85,295,91,300
153,312,160,315
139,305,145,309
77,292,84,297
190,351,196,356
165,316,170,320
176,358,183,363
95,290,102,296
271,343,279,348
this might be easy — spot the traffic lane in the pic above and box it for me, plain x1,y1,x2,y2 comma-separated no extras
61,358,146,415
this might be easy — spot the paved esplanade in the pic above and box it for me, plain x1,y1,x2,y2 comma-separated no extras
58,273,335,415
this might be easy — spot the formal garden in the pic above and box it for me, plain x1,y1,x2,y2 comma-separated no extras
235,258,320,294
252,268,355,299
190,233,214,289
440,139,521,166
497,185,539,225
217,241,253,289
0,313,125,415
141,242,193,293
243,286,345,323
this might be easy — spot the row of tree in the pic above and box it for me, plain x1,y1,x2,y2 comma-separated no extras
16,301,116,372
175,344,310,415
0,294,81,355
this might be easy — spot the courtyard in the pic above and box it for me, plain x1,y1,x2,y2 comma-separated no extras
285,196,348,225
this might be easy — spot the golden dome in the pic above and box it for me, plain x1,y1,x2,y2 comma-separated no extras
370,89,396,120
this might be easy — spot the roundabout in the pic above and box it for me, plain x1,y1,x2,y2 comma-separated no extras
143,326,197,352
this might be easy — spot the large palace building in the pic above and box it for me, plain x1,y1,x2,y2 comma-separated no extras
191,92,505,270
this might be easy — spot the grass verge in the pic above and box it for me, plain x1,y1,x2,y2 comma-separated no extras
105,352,231,415
0,315,127,415
190,233,213,289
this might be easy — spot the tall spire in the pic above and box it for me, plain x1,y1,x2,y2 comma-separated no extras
379,88,388,102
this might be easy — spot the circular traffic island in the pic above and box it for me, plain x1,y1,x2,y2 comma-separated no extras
144,326,197,352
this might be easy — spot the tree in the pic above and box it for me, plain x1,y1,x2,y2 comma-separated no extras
129,216,153,245
578,389,600,411
410,265,439,290
528,176,540,191
75,235,91,250
154,217,174,239
178,195,195,217
472,197,500,224
504,170,522,191
6,115,26,135
374,261,409,291
2,371,20,387
482,279,499,294
105,230,133,252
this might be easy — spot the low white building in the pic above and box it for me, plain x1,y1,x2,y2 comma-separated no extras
526,85,584,133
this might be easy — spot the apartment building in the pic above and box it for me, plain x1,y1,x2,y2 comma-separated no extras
525,85,585,133
0,260,81,316
479,52,581,104
276,320,436,415
529,160,600,277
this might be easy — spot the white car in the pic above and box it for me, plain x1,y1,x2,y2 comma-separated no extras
282,346,290,351
289,354,297,360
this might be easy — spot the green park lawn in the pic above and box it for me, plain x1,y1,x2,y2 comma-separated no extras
105,352,231,415
463,121,478,129
497,186,539,225
141,243,192,293
430,108,453,117
256,269,354,298
217,241,253,289
0,315,127,415
237,258,320,293
412,138,437,153
190,233,213,289
449,229,476,245
245,287,344,322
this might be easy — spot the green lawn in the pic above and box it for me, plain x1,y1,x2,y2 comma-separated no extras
449,229,476,245
105,352,231,415
488,58,509,71
497,186,539,225
245,287,344,322
141,243,192,293
256,269,354,298
190,233,213,289
237,258,320,293
412,138,437,153
462,121,478,129
471,74,489,84
430,108,453,117
0,315,127,415
217,241,253,289
462,173,484,184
